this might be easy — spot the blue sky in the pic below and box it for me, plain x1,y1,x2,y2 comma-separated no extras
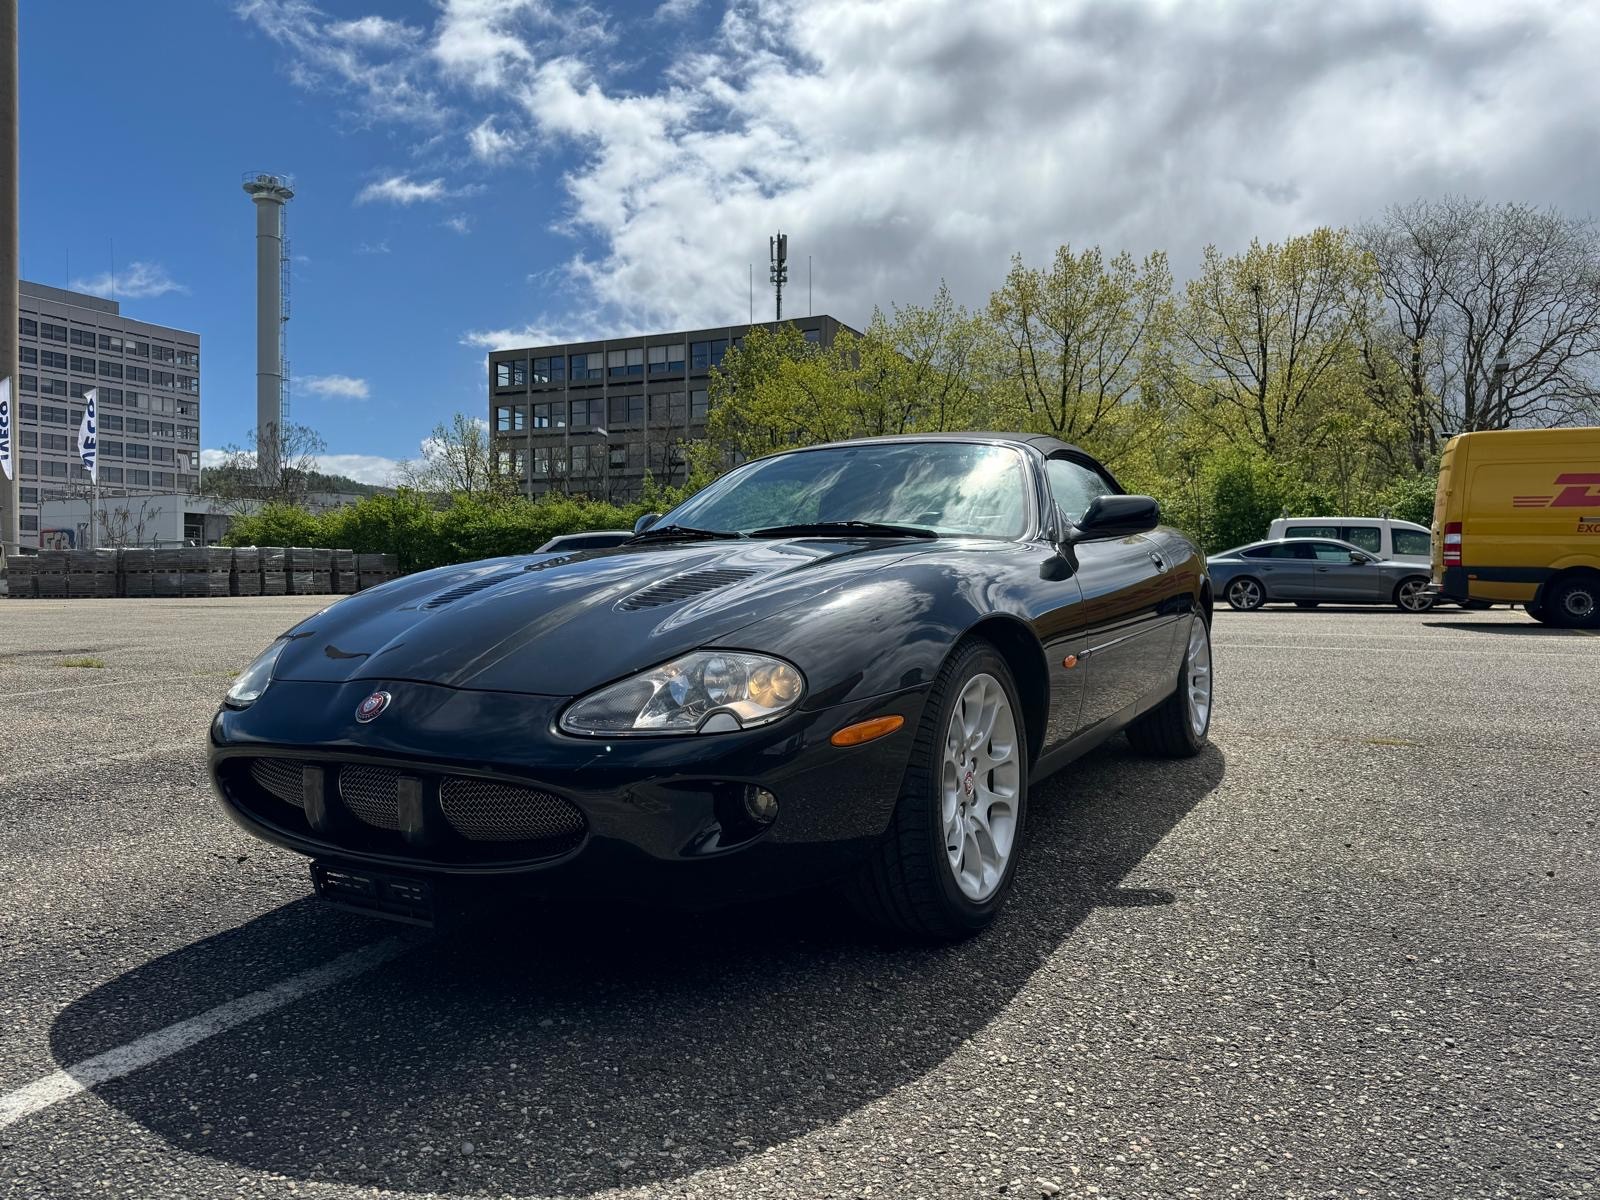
19,1,1599,481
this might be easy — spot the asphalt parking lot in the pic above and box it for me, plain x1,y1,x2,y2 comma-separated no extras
0,597,1595,1199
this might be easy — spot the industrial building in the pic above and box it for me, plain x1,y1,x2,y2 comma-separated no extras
487,316,853,502
12,280,200,546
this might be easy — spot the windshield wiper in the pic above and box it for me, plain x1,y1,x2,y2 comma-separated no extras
627,523,747,544
749,520,938,540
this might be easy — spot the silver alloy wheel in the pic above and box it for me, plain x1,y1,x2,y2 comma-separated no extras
1398,578,1433,612
1184,616,1213,738
1562,584,1596,621
941,672,1021,902
1228,578,1262,609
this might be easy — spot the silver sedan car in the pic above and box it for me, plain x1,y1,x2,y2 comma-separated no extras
1207,537,1436,612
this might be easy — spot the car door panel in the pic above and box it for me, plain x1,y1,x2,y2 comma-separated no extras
1070,534,1180,731
1256,546,1317,598
1310,542,1385,601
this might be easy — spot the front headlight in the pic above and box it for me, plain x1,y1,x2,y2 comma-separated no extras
225,638,287,708
560,651,806,736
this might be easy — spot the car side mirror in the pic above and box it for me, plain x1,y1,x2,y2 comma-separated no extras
1349,550,1367,564
1068,495,1160,542
633,512,661,535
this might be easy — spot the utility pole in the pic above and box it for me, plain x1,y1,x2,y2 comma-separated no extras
0,0,19,559
769,232,788,322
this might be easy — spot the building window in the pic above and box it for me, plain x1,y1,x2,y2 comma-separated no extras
531,355,565,384
151,395,174,416
531,447,551,478
130,341,150,358
495,405,525,432
125,391,145,409
177,349,199,368
20,486,38,503
42,460,68,478
174,375,198,393
20,375,36,393
126,418,150,436
98,333,122,352
153,345,176,364
648,343,686,374
690,388,710,423
609,444,627,469
20,430,36,447
153,446,175,464
608,394,644,426
152,470,175,488
98,359,124,379
650,392,687,425
20,515,38,533
70,327,97,347
570,397,602,428
176,400,196,417
19,345,35,365
68,382,95,400
569,352,603,381
40,404,68,424
41,432,68,452
153,421,175,438
127,444,151,462
570,443,593,476
99,468,123,484
497,449,527,477
40,379,69,398
41,349,67,370
152,370,175,388
102,414,123,431
40,321,67,343
101,388,123,406
127,366,150,384
21,457,37,477
531,402,564,429
69,355,94,373
19,317,36,337
495,358,528,388
128,469,150,486
19,402,37,419
100,440,124,458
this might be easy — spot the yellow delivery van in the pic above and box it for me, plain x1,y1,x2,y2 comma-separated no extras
1431,427,1600,627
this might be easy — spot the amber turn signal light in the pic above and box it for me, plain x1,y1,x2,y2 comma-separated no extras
830,714,905,747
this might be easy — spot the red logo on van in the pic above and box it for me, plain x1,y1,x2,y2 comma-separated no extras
1512,473,1600,509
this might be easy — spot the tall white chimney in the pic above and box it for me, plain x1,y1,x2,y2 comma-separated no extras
241,172,294,484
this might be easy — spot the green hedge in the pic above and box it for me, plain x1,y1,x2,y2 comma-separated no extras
223,488,680,574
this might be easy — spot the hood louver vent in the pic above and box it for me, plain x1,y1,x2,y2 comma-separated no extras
423,570,524,610
618,568,757,611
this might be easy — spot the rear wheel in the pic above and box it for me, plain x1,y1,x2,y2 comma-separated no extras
1126,615,1212,758
847,639,1027,940
1544,575,1600,629
1393,577,1435,613
1226,577,1265,611
1524,600,1548,623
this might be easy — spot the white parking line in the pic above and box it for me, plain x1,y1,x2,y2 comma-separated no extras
0,937,408,1130
0,674,207,701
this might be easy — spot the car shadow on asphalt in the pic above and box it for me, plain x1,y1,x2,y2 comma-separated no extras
1420,620,1575,635
50,742,1225,1196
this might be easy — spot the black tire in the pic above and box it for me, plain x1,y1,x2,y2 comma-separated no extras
1225,576,1265,611
1544,575,1600,629
846,638,1028,941
1524,600,1548,623
1127,615,1212,759
1294,601,1320,609
1460,599,1492,611
1392,576,1435,613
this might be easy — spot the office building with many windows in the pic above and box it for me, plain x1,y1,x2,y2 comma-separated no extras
488,316,852,502
13,282,201,545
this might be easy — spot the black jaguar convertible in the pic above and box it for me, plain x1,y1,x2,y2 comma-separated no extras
209,434,1214,939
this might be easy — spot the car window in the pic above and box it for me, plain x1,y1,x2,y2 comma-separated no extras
1045,458,1113,524
1267,543,1316,560
1312,541,1357,562
1239,545,1275,559
661,441,1031,538
1392,529,1431,556
1286,525,1339,540
1340,526,1382,554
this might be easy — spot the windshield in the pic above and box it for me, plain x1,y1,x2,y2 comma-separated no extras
659,442,1032,539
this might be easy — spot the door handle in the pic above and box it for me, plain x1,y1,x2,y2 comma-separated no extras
1147,552,1166,572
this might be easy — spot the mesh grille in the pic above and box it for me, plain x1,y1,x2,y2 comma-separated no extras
618,568,756,611
439,777,586,846
248,758,306,808
339,765,402,830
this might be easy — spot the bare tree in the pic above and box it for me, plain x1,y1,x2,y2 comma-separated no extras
397,412,508,497
1361,198,1600,451
201,421,329,514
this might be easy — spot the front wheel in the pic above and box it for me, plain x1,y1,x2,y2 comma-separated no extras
846,639,1027,940
1126,614,1212,758
1226,577,1265,611
1544,576,1600,629
1394,577,1435,612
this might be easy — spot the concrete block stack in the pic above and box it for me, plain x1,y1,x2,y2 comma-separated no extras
355,552,399,590
121,548,154,597
260,547,287,596
180,547,233,597
310,547,333,593
67,549,119,598
4,553,37,598
33,551,68,598
232,547,262,597
285,547,316,595
151,547,184,598
331,548,357,594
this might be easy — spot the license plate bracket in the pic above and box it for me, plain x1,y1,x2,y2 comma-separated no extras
311,861,436,927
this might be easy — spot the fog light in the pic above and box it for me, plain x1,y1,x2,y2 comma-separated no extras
743,786,779,825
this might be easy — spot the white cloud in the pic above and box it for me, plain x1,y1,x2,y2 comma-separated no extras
444,213,472,235
299,373,370,399
326,15,419,46
70,261,187,300
653,0,700,20
245,0,1600,338
355,174,449,205
356,239,391,255
467,116,520,162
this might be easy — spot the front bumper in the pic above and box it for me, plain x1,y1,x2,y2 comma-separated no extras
209,677,926,905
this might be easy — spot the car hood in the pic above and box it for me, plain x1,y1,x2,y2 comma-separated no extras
270,538,935,697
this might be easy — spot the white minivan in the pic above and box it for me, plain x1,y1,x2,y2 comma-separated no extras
1265,516,1432,564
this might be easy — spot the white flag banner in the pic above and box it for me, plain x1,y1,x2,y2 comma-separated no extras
77,388,98,484
0,376,13,482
